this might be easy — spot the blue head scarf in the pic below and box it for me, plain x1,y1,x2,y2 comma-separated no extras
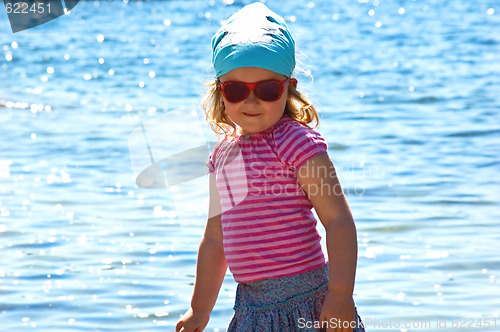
211,2,295,78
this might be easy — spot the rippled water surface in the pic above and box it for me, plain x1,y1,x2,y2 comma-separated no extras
1,1,499,331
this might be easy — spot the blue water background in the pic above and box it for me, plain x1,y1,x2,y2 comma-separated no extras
1,0,499,331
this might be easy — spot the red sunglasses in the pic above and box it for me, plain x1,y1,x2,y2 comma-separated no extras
218,78,290,103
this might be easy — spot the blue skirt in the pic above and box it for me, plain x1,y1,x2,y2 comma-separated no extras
227,264,365,332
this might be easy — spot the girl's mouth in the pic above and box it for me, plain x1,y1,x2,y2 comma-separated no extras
243,112,260,117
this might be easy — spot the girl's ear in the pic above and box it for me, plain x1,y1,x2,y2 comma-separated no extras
290,78,298,89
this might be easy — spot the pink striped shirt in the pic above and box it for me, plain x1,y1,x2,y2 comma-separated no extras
206,116,328,283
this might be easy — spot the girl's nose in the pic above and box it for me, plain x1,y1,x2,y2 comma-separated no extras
245,91,259,104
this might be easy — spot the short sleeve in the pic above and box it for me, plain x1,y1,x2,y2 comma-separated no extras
275,120,328,171
206,139,223,175
205,139,236,175
206,154,215,175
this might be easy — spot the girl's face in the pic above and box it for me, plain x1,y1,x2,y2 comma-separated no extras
218,67,289,135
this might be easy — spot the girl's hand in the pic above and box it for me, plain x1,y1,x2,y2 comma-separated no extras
175,307,210,332
320,292,356,332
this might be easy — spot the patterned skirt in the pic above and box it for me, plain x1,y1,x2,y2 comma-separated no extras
227,264,365,332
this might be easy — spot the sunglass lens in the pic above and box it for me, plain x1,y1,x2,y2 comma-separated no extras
223,82,249,103
254,81,282,101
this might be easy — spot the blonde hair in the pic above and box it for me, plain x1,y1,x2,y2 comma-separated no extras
203,78,319,138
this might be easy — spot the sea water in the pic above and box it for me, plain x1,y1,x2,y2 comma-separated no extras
0,1,499,331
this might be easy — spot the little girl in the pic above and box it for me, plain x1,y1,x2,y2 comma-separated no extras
176,3,365,332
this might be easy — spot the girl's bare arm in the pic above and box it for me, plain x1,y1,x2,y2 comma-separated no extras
176,174,227,332
297,153,358,331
